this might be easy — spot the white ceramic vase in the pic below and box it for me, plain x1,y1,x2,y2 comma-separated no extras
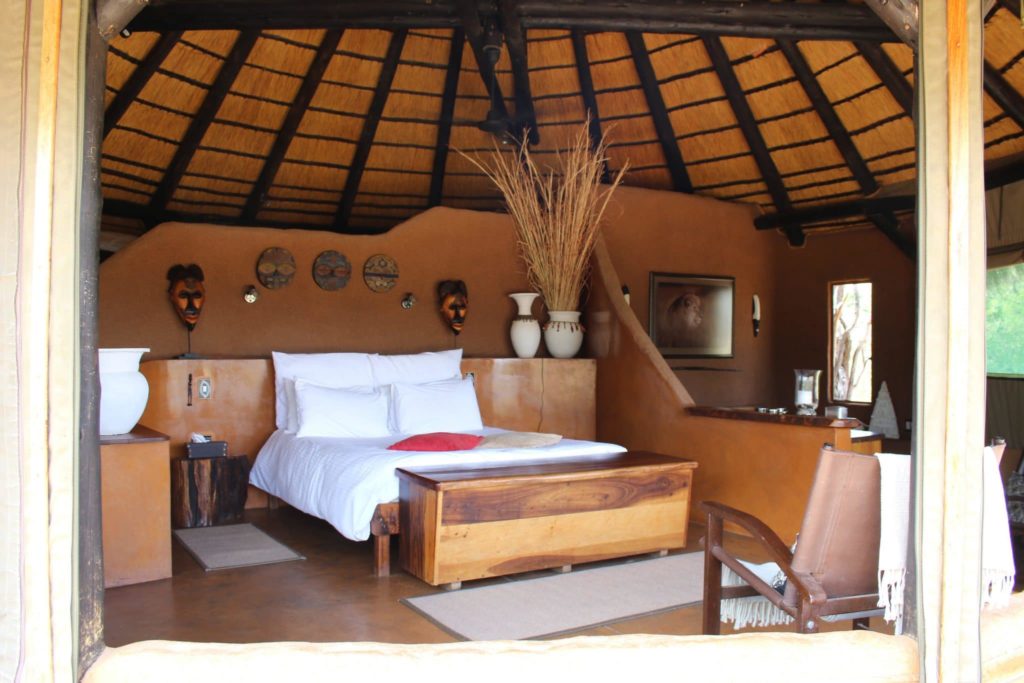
544,310,584,359
509,292,542,359
99,348,150,436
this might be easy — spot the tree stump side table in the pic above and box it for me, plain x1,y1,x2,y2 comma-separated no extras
171,455,251,528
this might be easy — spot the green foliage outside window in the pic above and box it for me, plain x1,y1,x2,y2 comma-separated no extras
987,262,1024,376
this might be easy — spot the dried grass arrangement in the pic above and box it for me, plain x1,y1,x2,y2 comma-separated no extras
460,121,626,312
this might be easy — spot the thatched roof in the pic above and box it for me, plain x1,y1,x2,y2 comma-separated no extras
99,0,1024,255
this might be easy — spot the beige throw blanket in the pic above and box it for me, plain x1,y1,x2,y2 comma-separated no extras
875,452,910,633
982,446,1016,608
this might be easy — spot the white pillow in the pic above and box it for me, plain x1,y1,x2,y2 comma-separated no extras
293,380,391,439
271,351,375,430
390,376,483,435
368,349,463,387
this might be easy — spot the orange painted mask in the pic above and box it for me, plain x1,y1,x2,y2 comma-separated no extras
438,280,468,335
166,264,206,331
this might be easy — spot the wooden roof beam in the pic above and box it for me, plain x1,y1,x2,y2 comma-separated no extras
242,28,343,222
983,61,1024,131
103,30,182,138
333,29,408,231
455,0,511,127
778,40,878,195
570,29,609,182
130,0,899,42
856,42,914,116
149,30,259,212
867,212,917,260
778,40,915,258
862,0,918,49
757,156,1024,229
428,28,465,207
499,0,539,145
703,35,803,246
98,0,152,40
626,31,691,194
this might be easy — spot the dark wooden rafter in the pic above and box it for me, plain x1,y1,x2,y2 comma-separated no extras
862,0,919,49
757,156,1024,230
626,31,691,193
455,0,511,125
103,30,182,138
778,40,877,195
242,28,344,221
98,0,152,40
130,0,899,43
333,29,408,230
867,211,916,259
570,29,609,182
429,28,465,207
149,30,259,212
778,40,913,258
983,61,1024,130
703,35,803,246
498,0,539,144
855,42,914,116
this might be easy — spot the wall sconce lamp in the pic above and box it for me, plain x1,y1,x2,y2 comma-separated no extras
752,294,761,337
243,285,260,304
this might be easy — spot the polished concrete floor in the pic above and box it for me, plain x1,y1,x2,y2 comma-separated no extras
104,507,895,646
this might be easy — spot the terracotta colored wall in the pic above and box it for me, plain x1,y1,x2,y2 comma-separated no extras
600,187,776,406
99,207,530,359
586,238,866,541
771,229,916,429
100,187,779,407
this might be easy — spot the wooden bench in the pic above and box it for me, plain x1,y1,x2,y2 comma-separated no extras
396,451,697,589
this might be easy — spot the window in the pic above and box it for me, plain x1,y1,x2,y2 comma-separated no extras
831,281,872,403
986,262,1024,377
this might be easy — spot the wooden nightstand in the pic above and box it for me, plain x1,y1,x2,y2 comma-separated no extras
100,426,172,587
171,454,251,528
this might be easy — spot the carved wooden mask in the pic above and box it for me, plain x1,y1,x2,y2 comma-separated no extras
437,280,468,335
166,264,205,331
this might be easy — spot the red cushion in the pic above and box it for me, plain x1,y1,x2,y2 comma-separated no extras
387,432,484,452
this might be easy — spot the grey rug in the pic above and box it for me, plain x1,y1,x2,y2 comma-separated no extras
173,523,304,571
402,551,704,641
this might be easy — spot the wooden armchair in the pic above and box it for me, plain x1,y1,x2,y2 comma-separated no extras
702,445,884,634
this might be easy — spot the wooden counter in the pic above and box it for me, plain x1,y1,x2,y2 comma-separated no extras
100,426,172,587
683,406,881,542
687,406,865,429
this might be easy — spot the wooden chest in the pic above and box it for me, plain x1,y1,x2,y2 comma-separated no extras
397,451,697,588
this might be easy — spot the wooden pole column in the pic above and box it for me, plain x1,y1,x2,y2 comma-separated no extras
914,0,986,678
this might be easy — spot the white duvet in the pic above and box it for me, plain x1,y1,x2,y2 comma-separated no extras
249,428,627,541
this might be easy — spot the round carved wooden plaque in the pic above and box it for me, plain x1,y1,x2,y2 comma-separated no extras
312,250,352,291
256,247,296,289
363,254,399,293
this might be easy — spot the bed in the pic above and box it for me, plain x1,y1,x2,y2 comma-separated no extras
137,352,694,581
248,427,628,542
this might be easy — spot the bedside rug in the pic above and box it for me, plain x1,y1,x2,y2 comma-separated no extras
173,523,304,571
402,551,704,640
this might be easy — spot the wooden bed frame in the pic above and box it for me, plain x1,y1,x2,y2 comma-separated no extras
137,357,692,580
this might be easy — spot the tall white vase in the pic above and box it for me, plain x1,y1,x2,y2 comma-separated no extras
544,310,584,359
509,292,541,359
99,348,150,436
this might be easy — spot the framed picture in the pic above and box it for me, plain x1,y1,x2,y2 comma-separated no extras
648,272,735,358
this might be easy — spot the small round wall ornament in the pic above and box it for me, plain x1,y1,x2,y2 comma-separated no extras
256,247,296,289
363,254,399,293
313,250,352,291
